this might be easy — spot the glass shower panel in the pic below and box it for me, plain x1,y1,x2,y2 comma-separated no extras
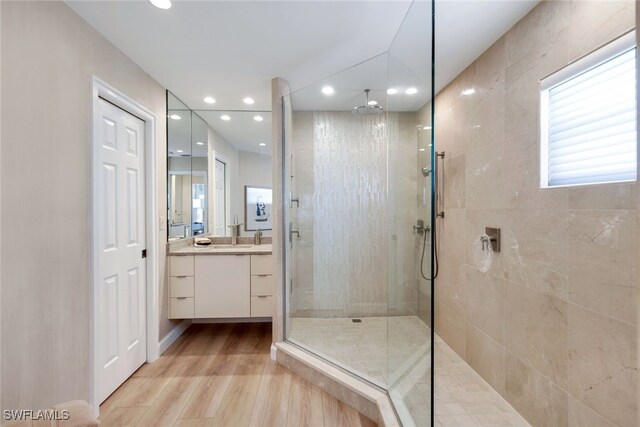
285,52,392,387
387,1,434,425
283,2,435,425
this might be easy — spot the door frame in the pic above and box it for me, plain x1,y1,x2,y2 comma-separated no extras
214,152,230,236
89,77,159,415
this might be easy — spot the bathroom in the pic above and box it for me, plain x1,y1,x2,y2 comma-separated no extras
1,1,638,426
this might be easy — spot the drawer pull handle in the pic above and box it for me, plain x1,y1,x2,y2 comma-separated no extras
175,276,187,278
257,274,269,277
176,297,187,300
257,295,269,299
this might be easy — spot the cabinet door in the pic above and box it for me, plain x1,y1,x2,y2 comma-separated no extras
195,255,250,318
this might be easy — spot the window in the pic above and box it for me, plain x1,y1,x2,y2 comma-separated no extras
540,31,637,188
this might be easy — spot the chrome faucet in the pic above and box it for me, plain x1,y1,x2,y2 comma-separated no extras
228,223,242,245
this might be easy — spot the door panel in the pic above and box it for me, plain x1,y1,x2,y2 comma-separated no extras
97,98,147,403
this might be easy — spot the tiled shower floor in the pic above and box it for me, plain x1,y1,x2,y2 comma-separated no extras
289,316,529,427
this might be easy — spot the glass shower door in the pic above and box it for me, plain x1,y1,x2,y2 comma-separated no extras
282,1,435,425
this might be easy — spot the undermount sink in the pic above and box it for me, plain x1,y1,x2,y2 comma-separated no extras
210,244,253,249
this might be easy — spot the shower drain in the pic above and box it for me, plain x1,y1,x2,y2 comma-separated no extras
351,319,362,323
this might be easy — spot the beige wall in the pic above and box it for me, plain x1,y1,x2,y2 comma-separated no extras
238,150,272,237
433,1,637,425
1,1,171,410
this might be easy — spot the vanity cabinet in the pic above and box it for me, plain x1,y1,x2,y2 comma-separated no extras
169,253,273,319
250,255,275,317
169,256,195,318
195,255,250,318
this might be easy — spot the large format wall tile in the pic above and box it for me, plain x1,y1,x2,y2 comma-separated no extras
567,394,616,427
466,323,505,394
432,0,638,425
502,132,569,210
568,210,638,325
502,209,569,300
465,143,507,210
465,209,506,277
505,283,568,389
567,303,637,427
504,352,568,426
443,154,466,209
435,302,467,360
504,0,571,67
568,0,635,61
464,267,505,345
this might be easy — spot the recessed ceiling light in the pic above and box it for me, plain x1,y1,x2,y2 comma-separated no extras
419,148,426,152
196,141,204,146
387,88,398,95
176,149,183,153
462,88,476,96
259,143,267,147
406,87,418,95
423,126,432,130
321,86,334,95
169,114,181,120
220,115,231,121
253,115,264,122
368,100,378,106
203,96,216,104
149,0,171,10
243,97,255,105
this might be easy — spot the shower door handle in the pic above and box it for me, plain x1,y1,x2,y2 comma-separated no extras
289,223,300,243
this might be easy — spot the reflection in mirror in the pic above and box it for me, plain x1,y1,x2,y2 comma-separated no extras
167,91,273,240
167,92,192,239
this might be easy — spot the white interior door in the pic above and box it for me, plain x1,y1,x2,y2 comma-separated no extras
215,159,226,236
96,98,147,403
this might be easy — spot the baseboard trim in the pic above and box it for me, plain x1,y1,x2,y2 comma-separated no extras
158,319,191,355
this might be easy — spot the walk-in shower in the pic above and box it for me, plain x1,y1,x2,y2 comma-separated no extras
282,1,436,424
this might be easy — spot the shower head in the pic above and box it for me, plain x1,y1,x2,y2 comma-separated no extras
422,167,431,177
352,89,383,116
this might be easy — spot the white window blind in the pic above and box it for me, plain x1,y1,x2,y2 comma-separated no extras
541,32,637,188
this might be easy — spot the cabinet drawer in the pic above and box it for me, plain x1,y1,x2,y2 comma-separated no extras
170,276,194,297
251,274,274,296
251,255,273,276
170,297,194,319
251,295,274,317
170,256,194,277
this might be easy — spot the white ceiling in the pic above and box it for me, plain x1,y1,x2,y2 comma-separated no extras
68,0,538,144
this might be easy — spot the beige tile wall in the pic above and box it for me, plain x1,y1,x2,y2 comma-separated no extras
430,1,637,425
289,111,421,319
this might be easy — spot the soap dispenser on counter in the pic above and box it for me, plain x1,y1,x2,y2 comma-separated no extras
254,229,263,245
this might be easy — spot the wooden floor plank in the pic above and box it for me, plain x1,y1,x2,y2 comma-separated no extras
179,354,239,419
209,374,263,427
97,323,377,427
286,375,325,427
99,406,149,427
136,376,201,427
248,360,292,426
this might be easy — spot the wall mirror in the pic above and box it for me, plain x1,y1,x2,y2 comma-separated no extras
167,91,273,240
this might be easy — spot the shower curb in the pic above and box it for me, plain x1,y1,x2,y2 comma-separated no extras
274,341,401,427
